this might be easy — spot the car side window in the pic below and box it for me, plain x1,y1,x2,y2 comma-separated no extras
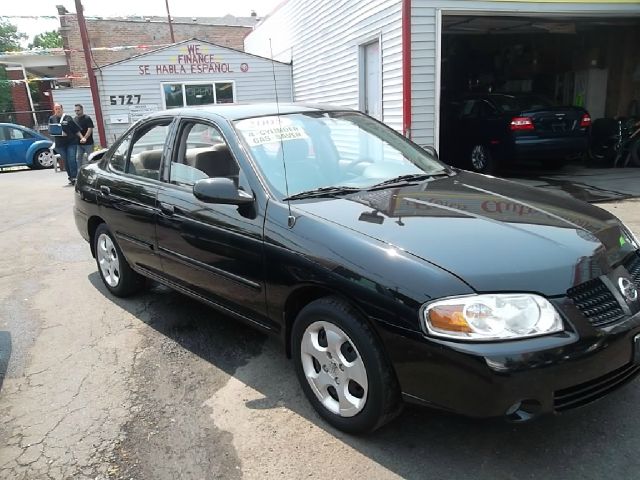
127,122,171,180
109,133,132,172
170,121,249,191
0,127,8,141
8,128,28,140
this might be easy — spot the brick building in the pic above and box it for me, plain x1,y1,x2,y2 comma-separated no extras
56,5,259,88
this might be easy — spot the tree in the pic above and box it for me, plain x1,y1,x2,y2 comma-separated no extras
0,19,27,52
0,65,14,115
29,30,62,49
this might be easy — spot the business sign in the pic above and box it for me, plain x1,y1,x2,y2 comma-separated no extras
129,104,158,122
137,43,250,76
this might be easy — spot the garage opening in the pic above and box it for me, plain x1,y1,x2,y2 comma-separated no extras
438,15,640,172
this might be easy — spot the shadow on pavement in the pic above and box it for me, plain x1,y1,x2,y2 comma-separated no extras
87,272,640,479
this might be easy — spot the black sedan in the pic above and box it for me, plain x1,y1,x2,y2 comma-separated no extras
74,104,640,433
440,93,591,174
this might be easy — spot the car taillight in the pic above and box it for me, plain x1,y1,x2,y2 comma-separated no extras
510,117,534,131
580,113,591,128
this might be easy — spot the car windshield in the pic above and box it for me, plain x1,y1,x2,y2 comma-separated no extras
489,94,555,112
233,111,445,198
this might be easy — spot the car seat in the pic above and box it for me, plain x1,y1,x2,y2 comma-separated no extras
194,144,240,186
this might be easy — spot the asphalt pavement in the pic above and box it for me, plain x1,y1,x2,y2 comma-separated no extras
0,166,639,480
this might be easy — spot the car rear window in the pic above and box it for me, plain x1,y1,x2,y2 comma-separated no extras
490,95,555,112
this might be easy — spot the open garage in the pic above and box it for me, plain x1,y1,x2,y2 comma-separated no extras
438,13,640,171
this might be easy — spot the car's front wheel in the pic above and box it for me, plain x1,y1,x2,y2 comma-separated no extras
31,149,55,169
292,296,402,434
94,224,145,297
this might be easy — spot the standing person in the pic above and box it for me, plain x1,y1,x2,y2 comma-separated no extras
49,104,82,185
74,104,95,168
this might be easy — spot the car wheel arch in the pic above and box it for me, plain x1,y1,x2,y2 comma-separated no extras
283,286,388,362
88,216,106,258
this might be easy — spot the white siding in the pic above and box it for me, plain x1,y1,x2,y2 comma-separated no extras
96,40,293,144
409,2,437,148
245,0,403,132
50,87,101,143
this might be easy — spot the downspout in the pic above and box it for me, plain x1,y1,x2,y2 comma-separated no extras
402,0,411,139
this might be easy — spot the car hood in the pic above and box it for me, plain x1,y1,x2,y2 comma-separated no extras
294,170,636,295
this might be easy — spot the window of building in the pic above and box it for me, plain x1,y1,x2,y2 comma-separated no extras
162,82,236,109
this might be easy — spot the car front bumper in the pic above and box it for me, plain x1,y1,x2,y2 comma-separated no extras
380,307,640,420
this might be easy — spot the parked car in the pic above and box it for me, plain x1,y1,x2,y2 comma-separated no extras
74,104,640,433
0,123,54,169
440,93,591,173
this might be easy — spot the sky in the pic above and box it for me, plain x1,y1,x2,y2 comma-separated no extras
2,0,283,47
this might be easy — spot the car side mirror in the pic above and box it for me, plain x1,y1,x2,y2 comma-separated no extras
88,148,108,163
193,178,254,205
423,145,439,161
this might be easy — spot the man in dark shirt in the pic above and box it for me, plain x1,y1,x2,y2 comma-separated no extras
74,104,95,168
49,103,82,184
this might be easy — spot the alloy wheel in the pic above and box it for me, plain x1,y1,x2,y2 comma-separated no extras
300,320,368,417
471,145,488,172
97,233,121,288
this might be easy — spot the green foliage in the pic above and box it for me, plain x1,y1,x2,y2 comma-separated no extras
29,30,62,49
0,19,27,52
0,65,14,114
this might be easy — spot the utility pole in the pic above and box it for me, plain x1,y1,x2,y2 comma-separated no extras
165,0,176,43
74,0,107,147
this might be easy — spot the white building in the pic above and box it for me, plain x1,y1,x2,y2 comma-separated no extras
54,39,293,145
245,0,640,150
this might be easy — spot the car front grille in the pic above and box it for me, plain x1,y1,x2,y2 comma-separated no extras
554,362,640,412
624,251,640,286
566,278,626,327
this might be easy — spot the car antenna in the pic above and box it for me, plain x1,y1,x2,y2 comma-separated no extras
270,38,296,228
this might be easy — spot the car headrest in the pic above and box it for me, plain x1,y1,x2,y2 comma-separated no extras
137,150,163,170
194,145,239,178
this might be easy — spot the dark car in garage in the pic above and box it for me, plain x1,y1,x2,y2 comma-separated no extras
440,93,591,174
74,103,640,434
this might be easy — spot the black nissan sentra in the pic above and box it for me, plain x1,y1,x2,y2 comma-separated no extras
74,104,640,433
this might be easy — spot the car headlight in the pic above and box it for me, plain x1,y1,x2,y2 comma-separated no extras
422,294,563,341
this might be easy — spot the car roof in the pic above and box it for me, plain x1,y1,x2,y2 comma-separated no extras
0,122,45,135
147,103,355,121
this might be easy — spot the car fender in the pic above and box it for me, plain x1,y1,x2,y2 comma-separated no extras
26,139,54,165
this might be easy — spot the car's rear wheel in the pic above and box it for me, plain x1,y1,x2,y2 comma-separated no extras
469,144,496,174
31,149,55,169
292,296,402,434
94,224,145,297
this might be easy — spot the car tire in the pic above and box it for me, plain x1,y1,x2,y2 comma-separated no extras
292,296,402,434
629,140,640,167
31,149,55,169
93,223,145,297
469,144,496,174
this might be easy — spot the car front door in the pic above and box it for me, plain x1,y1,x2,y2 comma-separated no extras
96,118,174,276
0,126,31,166
155,117,270,326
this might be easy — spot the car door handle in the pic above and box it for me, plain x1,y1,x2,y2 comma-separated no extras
159,202,175,215
100,185,110,195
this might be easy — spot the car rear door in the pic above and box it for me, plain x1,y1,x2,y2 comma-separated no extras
95,118,174,276
155,117,270,326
